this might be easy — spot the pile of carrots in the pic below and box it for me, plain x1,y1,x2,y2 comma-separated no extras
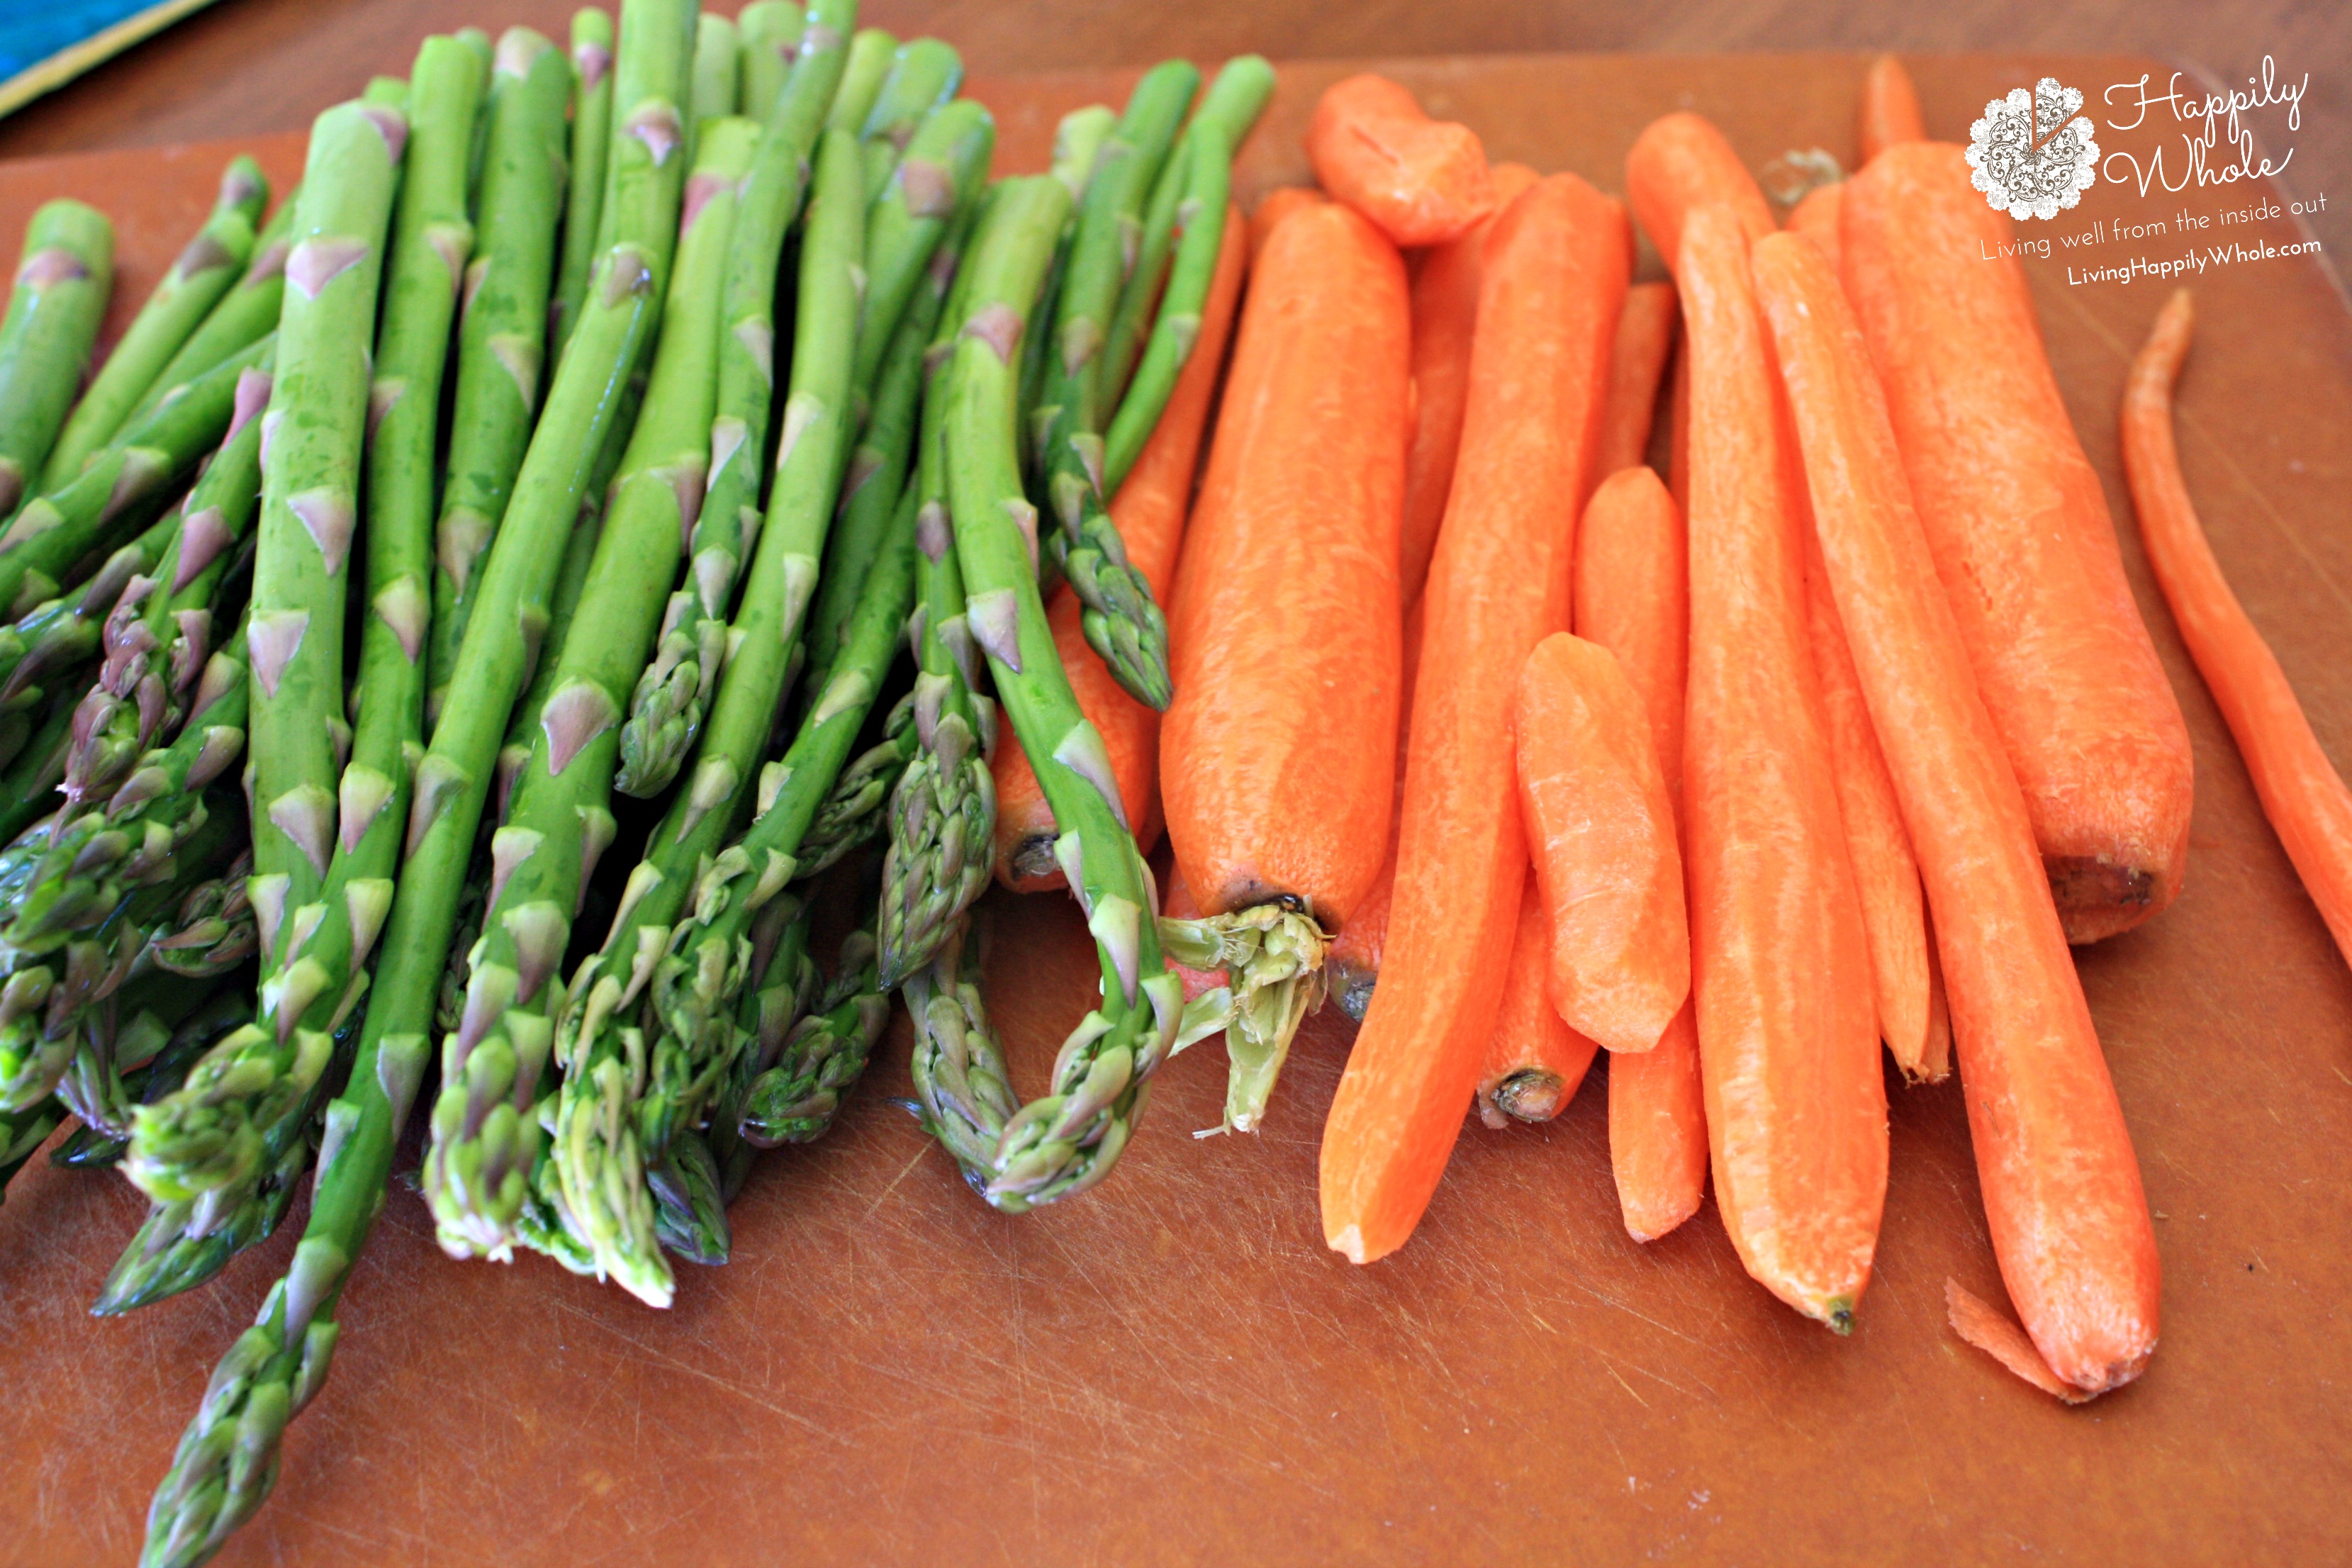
996,55,2352,1405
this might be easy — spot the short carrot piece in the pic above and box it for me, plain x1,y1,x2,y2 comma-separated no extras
1754,228,2159,1394
1804,529,1939,1080
1320,175,1627,1265
1399,162,1540,604
1625,111,1776,275
1306,74,1496,247
1163,200,1409,929
1859,55,1927,164
1574,466,1706,1238
2124,288,2352,965
992,206,1248,890
1842,144,2193,943
1785,181,1842,274
1248,185,1324,261
1475,882,1599,1126
1515,632,1688,1054
1681,205,1885,1329
1591,281,1679,491
1326,595,1423,1021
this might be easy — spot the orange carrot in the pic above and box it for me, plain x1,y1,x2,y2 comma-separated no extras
1248,186,1325,261
1398,161,1542,604
1515,632,1688,1053
1754,228,2159,1394
1326,595,1423,1020
1667,336,1690,515
993,206,1248,889
1163,200,1409,926
1591,281,1679,492
1625,111,1776,276
1921,909,1954,1080
1858,55,1927,164
1320,174,1628,1265
1475,880,1600,1126
1679,204,1883,1328
1803,528,1938,1079
1842,144,2193,943
2125,289,2352,965
1785,181,1842,274
1574,467,1706,1237
1305,74,1496,247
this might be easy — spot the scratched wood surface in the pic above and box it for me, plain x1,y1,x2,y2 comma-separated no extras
2,52,2349,1568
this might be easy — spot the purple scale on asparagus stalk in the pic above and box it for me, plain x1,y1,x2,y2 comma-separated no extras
245,610,308,698
16,247,88,288
359,104,408,162
965,588,1021,673
268,783,337,878
289,488,355,576
540,683,617,775
174,230,238,280
963,302,1024,365
574,38,612,89
626,103,684,167
172,506,233,592
285,236,371,301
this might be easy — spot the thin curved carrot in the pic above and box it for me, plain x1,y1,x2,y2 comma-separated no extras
1163,199,1409,925
1326,593,1423,1021
1475,878,1599,1126
1574,466,1707,1239
1786,181,1842,274
1681,204,1883,1330
1516,632,1688,1054
1590,281,1679,495
1320,174,1628,1265
1306,74,1496,247
1842,143,2193,943
992,205,1248,890
1399,162,1541,605
2124,288,2352,965
1859,55,1927,164
1667,337,1690,515
1626,111,1776,276
1754,227,2159,1395
1248,185,1324,262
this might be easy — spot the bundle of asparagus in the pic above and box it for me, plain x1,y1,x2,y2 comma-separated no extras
0,4,1275,1561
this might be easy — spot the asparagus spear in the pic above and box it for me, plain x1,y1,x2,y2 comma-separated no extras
738,922,888,1144
0,504,183,715
610,0,853,797
943,175,1186,1208
734,0,803,121
551,8,616,359
705,885,815,1197
147,852,260,979
425,116,756,1272
100,1109,312,1315
856,38,961,198
0,700,73,845
0,332,273,620
0,1097,61,1198
364,76,409,108
646,1125,729,1263
0,201,113,520
136,7,698,1561
826,27,896,135
53,991,250,1166
121,194,298,432
849,97,993,420
60,363,269,810
40,162,267,491
795,690,912,875
549,126,868,1299
688,10,741,126
903,915,1012,1182
427,27,573,723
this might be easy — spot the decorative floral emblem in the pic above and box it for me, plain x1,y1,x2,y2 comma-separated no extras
1966,77,2100,220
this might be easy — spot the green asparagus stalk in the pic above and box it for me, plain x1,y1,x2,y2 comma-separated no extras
40,162,267,491
825,27,895,134
425,116,757,1275
902,915,1012,1182
364,76,409,108
551,8,616,359
427,27,573,723
646,1124,729,1262
52,990,249,1167
0,331,273,620
1014,106,1109,480
100,1111,311,1315
1049,105,1116,200
706,885,816,1197
147,851,260,979
849,97,993,421
795,689,912,875
0,504,183,713
493,500,604,813
733,0,803,121
60,362,269,809
548,127,871,1299
121,194,298,432
0,698,72,844
0,201,113,520
135,6,698,1561
610,0,853,797
688,11,741,126
942,175,1187,1208
737,922,887,1144
1,1097,61,1197
856,38,961,197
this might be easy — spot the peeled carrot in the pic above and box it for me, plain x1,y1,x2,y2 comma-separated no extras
1574,467,1706,1237
1754,228,2159,1394
1248,185,1325,261
1626,111,1776,275
1326,595,1423,1021
1516,632,1688,1053
993,206,1248,890
1679,205,1884,1329
1306,74,1496,247
1162,200,1409,934
1667,337,1690,515
2125,289,2352,965
1399,161,1542,604
1591,281,1679,491
1859,55,1927,164
1785,181,1842,274
1803,529,1938,1079
1320,174,1628,1265
1842,144,2193,943
1475,881,1600,1126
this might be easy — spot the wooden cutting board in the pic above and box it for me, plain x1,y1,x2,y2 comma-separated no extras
3,50,2348,1568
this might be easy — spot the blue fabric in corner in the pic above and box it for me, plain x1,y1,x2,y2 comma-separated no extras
0,0,179,79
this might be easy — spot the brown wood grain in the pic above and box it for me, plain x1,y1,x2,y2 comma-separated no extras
1,45,2350,1568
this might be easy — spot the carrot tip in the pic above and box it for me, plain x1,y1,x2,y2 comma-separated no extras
1944,1278,2095,1404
